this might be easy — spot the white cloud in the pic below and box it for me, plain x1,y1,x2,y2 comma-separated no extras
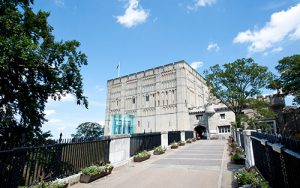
262,1,289,11
89,100,106,107
207,42,220,52
48,118,63,124
271,47,283,52
286,95,295,99
262,91,278,97
98,120,105,126
195,0,217,7
60,94,75,102
44,109,62,126
263,52,269,56
263,46,283,56
54,0,64,7
95,85,105,93
44,110,56,117
48,93,75,103
57,126,66,131
190,61,204,70
116,0,149,28
188,0,216,10
233,3,300,53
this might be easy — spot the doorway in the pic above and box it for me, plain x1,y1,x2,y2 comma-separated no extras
194,125,207,139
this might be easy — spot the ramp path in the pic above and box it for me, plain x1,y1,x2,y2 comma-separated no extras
72,140,227,188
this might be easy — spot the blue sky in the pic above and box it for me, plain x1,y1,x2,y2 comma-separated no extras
35,0,300,138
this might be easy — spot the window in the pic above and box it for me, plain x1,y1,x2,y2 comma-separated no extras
220,113,225,119
138,121,140,127
196,114,203,120
146,95,149,101
218,126,230,133
116,100,118,106
132,98,135,104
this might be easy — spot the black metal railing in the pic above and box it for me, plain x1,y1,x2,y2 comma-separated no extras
130,132,161,156
252,132,300,153
168,131,181,145
251,132,300,188
0,138,110,188
185,131,194,140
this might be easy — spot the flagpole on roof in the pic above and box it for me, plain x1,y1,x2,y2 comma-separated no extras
117,61,120,78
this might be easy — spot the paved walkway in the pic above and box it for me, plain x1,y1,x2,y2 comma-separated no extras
72,140,228,188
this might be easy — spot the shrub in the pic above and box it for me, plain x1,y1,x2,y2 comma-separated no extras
235,168,259,186
231,150,245,165
235,168,269,188
134,150,150,158
186,139,192,143
231,152,245,160
82,165,103,176
154,146,166,154
21,179,67,188
228,142,238,149
81,163,113,176
21,181,49,188
105,164,114,172
171,142,178,149
178,140,185,146
51,179,67,188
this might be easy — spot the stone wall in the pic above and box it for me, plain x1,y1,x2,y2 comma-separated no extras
109,134,130,167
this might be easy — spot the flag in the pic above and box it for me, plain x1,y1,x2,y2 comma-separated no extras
116,62,120,77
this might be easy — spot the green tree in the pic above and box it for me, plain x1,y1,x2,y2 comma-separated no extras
204,58,273,127
0,0,88,146
240,99,275,132
71,122,104,139
274,55,300,105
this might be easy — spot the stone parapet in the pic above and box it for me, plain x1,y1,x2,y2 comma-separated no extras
180,131,185,141
161,132,168,148
243,130,256,167
109,134,130,140
109,135,130,167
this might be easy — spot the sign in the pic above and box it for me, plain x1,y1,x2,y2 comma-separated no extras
111,114,135,134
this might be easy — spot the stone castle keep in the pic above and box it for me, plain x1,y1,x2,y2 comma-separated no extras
104,60,235,138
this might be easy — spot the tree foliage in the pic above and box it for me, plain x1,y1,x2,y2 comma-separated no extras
71,122,104,139
0,0,88,146
274,55,300,105
204,58,273,127
240,98,275,131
